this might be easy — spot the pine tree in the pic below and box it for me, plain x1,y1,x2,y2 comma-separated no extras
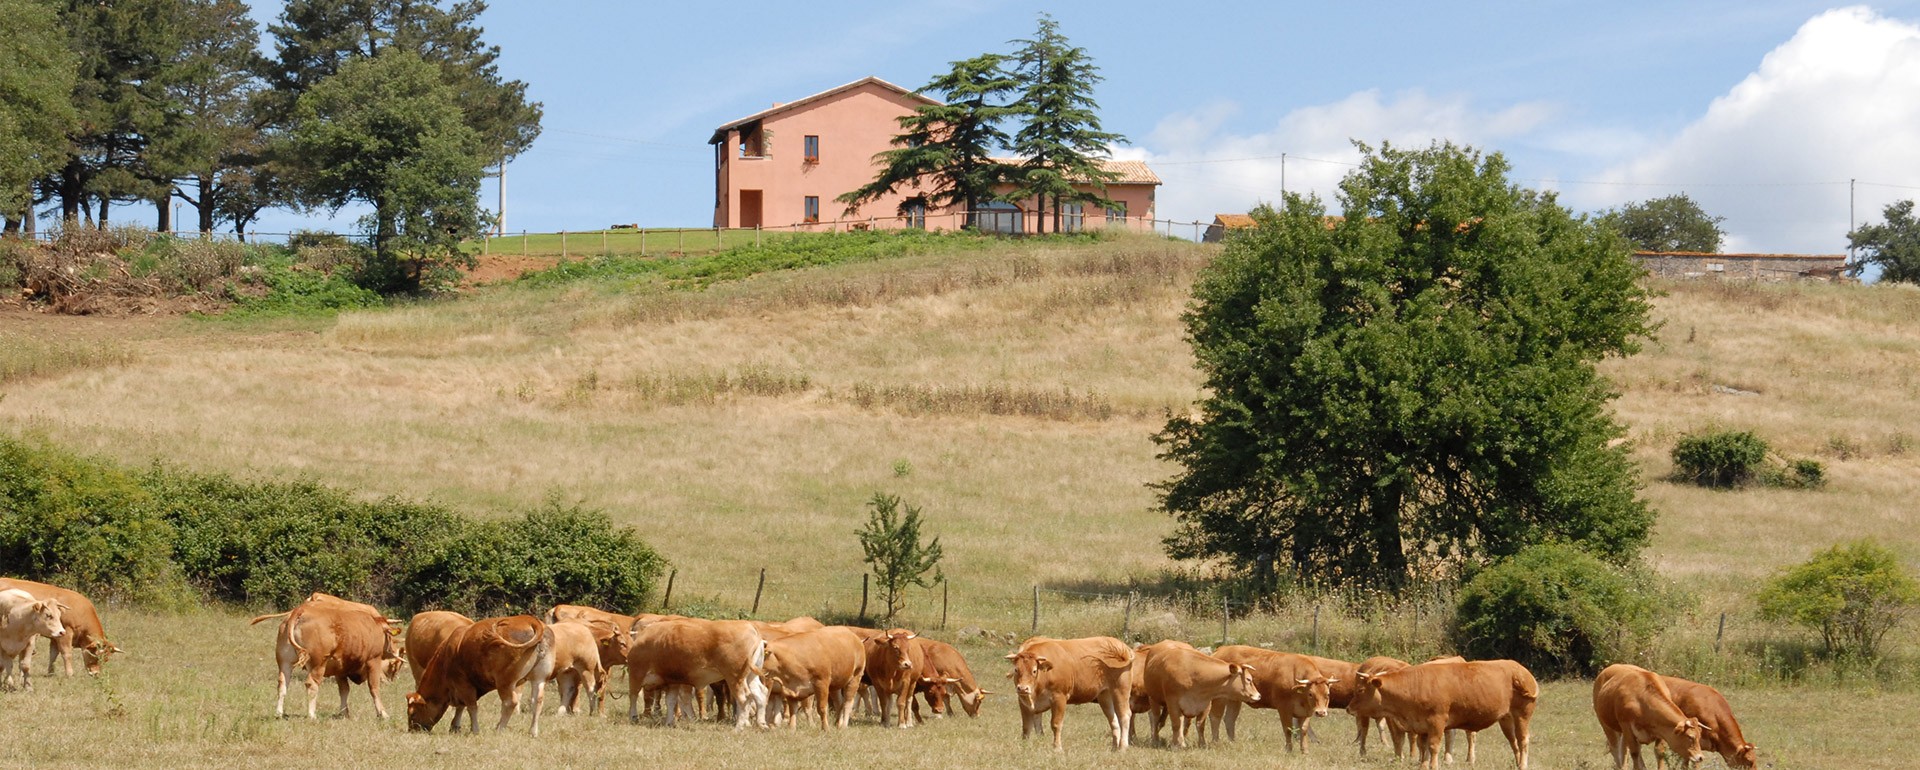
1006,14,1124,234
837,55,1019,227
0,0,77,232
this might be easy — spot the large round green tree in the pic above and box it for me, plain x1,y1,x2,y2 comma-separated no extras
1156,141,1657,588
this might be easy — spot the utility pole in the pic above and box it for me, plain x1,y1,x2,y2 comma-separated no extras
1280,153,1287,197
1849,178,1856,264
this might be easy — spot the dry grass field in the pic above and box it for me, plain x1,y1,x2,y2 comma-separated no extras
3,232,1918,767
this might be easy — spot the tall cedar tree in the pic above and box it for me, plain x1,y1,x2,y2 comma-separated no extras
1006,14,1124,234
263,0,541,165
837,55,1018,225
49,0,183,226
286,50,484,293
149,0,262,234
856,493,944,623
1598,193,1725,253
1157,141,1656,589
1848,199,1920,284
0,0,77,232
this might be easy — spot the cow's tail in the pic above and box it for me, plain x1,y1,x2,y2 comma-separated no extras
287,616,312,670
488,618,546,650
247,610,293,626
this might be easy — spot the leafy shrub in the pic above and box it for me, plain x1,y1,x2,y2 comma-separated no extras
149,471,462,608
0,438,188,603
0,436,667,614
1454,543,1674,676
398,500,667,616
227,261,382,317
1762,458,1827,490
1672,430,1769,487
1758,540,1918,658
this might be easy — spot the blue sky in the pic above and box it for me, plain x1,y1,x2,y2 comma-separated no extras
230,1,1920,253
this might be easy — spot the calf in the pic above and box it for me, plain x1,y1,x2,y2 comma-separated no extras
761,626,867,729
1661,675,1758,769
1208,646,1332,752
1593,664,1707,770
1006,636,1135,751
0,588,65,692
0,578,119,676
406,615,552,735
1139,644,1260,748
403,611,475,729
1354,658,1538,770
249,594,405,719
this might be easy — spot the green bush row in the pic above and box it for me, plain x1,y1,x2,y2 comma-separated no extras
0,437,666,615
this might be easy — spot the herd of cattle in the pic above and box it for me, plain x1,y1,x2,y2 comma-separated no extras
0,582,1763,769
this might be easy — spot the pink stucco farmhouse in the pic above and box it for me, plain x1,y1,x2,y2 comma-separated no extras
709,77,1159,233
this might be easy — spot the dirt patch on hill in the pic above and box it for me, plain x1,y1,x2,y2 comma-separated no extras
464,255,558,286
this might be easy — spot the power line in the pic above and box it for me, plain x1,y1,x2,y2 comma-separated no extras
545,127,705,148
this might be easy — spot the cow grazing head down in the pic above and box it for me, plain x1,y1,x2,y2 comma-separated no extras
1731,742,1759,769
405,692,447,732
84,639,124,673
952,681,991,717
1673,718,1711,768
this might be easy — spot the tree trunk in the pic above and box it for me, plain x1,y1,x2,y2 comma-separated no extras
155,189,171,233
1371,480,1410,586
197,174,216,234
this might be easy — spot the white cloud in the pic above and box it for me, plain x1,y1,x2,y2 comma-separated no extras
1585,6,1920,253
1138,6,1920,254
1134,90,1554,226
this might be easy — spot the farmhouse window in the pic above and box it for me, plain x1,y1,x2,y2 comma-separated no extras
804,196,820,223
1105,201,1127,225
905,200,926,229
1061,202,1085,233
803,135,820,164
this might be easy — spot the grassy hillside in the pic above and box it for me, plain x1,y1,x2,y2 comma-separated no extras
2,231,1917,766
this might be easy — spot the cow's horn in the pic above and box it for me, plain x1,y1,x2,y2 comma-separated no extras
1324,677,1338,684
1296,678,1311,685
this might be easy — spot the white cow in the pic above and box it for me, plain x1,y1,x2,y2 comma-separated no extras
1,588,67,691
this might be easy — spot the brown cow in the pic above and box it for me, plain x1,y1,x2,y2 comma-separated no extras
1352,658,1538,770
403,611,475,730
865,628,931,728
0,588,65,692
540,620,606,716
1352,656,1411,755
249,593,405,719
917,637,990,718
1661,675,1758,769
1298,653,1360,708
0,578,119,676
624,617,766,729
406,615,552,735
1128,640,1196,745
1139,644,1260,748
761,626,867,729
1006,636,1135,751
1593,664,1706,770
1208,646,1333,752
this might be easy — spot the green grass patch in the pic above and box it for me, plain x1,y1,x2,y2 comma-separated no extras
515,230,1002,289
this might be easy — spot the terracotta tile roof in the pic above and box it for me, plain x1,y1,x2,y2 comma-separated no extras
708,77,939,144
1213,214,1257,228
990,157,1162,185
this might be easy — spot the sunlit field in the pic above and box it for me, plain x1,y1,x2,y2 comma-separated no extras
3,232,1917,767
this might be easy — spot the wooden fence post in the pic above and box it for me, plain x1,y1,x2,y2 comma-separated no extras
751,567,766,615
662,568,676,611
1311,605,1321,653
1123,591,1135,640
1715,613,1726,654
1031,586,1040,634
1221,595,1230,646
561,230,568,258
940,580,949,630
641,228,647,256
